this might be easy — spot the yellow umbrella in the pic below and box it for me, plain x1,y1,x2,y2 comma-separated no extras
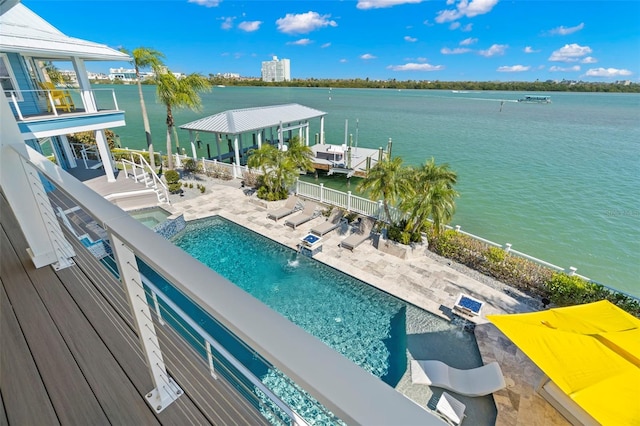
488,300,640,425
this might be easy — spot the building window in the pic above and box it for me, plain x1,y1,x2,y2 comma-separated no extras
1,54,23,101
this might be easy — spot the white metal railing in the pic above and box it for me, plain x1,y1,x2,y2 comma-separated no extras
5,87,120,120
120,151,169,204
294,180,627,292
2,142,444,425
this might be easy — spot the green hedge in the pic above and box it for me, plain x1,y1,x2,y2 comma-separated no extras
429,229,640,317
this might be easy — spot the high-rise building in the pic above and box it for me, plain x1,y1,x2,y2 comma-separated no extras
261,56,290,82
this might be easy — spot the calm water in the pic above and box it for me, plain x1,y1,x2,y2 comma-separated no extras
170,215,494,424
111,84,640,296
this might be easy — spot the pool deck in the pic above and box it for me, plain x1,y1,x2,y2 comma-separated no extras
163,178,570,426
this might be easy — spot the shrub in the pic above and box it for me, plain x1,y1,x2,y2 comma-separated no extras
199,185,206,193
164,169,180,184
387,220,422,244
242,170,260,187
183,158,200,174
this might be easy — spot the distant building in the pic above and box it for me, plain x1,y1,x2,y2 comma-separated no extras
261,56,290,82
108,67,154,82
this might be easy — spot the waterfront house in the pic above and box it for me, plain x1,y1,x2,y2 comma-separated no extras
0,1,446,424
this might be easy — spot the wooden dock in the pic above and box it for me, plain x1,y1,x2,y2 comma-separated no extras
310,144,381,178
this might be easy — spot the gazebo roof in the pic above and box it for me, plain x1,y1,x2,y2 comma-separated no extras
179,103,326,135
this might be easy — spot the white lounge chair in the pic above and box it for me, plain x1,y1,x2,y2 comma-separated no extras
285,202,317,229
310,208,345,236
436,392,466,425
267,196,299,221
339,217,375,251
410,360,506,397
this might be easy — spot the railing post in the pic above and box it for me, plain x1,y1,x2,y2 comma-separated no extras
109,233,182,413
377,200,383,219
504,243,512,253
319,183,324,203
205,341,217,379
347,191,352,212
455,225,461,232
567,266,578,276
111,89,119,110
10,92,24,120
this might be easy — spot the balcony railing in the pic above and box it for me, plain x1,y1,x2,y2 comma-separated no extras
1,142,443,425
5,87,120,121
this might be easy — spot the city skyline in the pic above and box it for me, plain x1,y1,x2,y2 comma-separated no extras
24,0,640,82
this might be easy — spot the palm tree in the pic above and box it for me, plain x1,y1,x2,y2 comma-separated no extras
401,158,459,236
155,71,211,169
120,47,165,169
247,136,313,200
356,156,411,223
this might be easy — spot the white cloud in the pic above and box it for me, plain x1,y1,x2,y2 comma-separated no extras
441,47,471,54
220,17,234,30
360,53,377,60
524,46,539,54
581,56,597,64
549,43,592,62
584,67,632,77
357,0,422,10
288,38,313,46
549,65,581,72
340,59,348,63
548,23,584,36
497,65,530,72
404,36,418,42
436,0,499,23
321,42,331,48
449,22,460,30
461,23,473,32
238,21,262,32
388,62,444,71
276,11,337,34
478,44,508,57
460,37,477,46
188,0,220,7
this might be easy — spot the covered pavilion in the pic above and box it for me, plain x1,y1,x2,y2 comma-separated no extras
179,103,327,165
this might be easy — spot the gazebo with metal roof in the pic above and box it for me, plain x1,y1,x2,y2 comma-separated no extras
179,103,327,165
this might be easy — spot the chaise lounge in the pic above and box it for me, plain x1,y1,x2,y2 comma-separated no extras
310,208,345,236
267,196,299,221
410,359,506,397
339,217,375,251
285,202,318,229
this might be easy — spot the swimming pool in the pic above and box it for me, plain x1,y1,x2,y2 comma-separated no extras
168,215,496,424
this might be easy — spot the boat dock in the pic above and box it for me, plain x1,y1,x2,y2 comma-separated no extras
310,143,382,178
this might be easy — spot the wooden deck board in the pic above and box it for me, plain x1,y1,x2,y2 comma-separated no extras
1,189,270,425
0,281,60,426
0,227,109,425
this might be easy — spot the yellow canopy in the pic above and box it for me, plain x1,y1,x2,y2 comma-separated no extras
488,300,640,425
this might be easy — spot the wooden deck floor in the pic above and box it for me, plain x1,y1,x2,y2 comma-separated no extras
0,192,269,425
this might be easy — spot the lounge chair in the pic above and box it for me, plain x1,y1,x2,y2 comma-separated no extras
267,196,299,221
39,81,75,112
285,202,317,229
310,208,345,236
436,392,466,425
410,360,506,397
339,217,375,251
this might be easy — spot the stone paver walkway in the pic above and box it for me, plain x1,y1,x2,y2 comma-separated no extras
163,179,569,426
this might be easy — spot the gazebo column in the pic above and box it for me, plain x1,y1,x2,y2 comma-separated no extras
238,134,244,164
277,122,283,149
233,135,240,166
305,123,310,146
189,130,197,160
320,116,325,145
257,131,262,149
216,134,222,160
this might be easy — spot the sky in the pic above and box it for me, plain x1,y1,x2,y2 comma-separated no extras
24,0,640,82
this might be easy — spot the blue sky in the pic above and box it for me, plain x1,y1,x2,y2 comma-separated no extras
25,0,640,82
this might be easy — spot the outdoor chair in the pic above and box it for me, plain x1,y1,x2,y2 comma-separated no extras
267,196,299,221
285,202,318,229
39,81,75,112
410,360,506,397
310,208,345,236
436,392,466,425
339,217,375,251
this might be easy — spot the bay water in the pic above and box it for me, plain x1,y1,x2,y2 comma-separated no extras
109,85,640,297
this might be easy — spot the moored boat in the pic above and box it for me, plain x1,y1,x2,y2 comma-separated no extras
518,95,551,103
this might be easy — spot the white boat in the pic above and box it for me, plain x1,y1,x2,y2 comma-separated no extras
518,95,551,103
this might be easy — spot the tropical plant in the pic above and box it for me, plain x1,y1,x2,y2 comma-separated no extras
120,47,165,170
155,70,211,169
400,158,459,236
67,129,117,150
356,156,411,223
247,136,314,201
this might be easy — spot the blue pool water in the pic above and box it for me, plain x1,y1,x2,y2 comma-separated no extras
167,216,496,424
